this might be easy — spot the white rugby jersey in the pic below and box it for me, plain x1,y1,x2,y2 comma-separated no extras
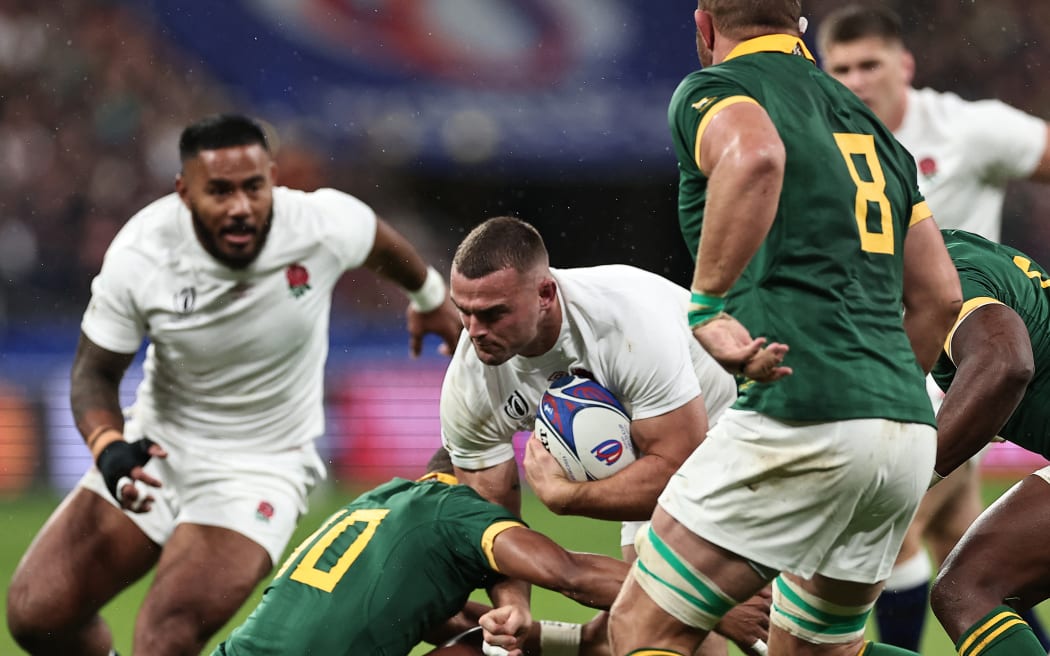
81,186,377,452
440,265,737,470
895,87,1045,242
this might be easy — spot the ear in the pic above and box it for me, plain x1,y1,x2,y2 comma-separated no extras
695,9,715,51
175,172,188,203
901,48,916,86
268,160,279,185
538,276,558,310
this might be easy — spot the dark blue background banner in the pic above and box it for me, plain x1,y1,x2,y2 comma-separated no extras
135,0,701,172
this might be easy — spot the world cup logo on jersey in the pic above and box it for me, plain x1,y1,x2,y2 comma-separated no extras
286,264,312,298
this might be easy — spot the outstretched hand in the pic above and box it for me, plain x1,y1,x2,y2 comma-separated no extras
692,315,791,383
407,298,462,358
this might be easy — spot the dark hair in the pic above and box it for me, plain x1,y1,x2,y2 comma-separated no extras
699,0,801,38
452,216,549,279
425,447,455,476
817,4,904,55
178,114,270,161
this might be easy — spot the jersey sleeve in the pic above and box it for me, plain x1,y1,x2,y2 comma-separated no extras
80,237,150,354
439,485,526,574
440,347,518,470
600,286,702,421
962,99,1046,183
308,188,378,270
669,73,759,173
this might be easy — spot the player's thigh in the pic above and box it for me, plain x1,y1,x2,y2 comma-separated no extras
137,523,272,635
934,472,1050,615
8,488,159,627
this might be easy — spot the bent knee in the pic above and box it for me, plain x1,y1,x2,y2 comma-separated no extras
7,580,93,651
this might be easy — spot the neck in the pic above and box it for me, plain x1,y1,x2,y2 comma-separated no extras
521,295,563,358
712,28,800,65
884,90,910,132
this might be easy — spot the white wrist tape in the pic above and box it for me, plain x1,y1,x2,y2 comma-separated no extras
407,266,446,313
539,620,582,656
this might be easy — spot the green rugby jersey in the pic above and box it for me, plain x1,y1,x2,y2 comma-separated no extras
932,230,1050,456
669,34,933,424
216,474,523,656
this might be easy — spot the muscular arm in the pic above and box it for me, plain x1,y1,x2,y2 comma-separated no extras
934,303,1033,476
70,331,135,444
454,458,522,517
492,526,629,610
692,102,785,294
366,217,461,356
902,219,963,372
526,396,707,520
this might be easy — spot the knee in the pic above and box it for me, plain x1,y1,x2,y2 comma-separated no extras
930,566,983,632
7,578,78,651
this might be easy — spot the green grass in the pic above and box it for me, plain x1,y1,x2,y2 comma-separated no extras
0,477,1044,655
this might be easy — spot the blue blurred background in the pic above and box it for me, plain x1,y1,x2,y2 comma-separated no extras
2,0,1049,496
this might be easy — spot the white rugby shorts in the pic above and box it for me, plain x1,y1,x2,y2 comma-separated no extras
79,434,325,564
658,409,936,583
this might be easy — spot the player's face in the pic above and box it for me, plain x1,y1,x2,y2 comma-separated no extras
176,143,276,269
450,266,552,366
822,36,913,126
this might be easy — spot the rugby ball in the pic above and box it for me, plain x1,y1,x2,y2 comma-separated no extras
534,375,635,481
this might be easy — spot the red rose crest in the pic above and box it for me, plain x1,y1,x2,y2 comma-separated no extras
286,263,311,298
918,156,938,179
256,500,275,522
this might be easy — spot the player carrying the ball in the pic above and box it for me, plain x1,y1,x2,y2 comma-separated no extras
433,215,769,656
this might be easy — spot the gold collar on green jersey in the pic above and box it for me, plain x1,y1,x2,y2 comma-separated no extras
723,34,815,64
417,472,458,485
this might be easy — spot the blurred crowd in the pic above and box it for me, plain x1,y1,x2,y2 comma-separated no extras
2,0,1050,331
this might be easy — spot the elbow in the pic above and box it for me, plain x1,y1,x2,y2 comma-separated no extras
1000,357,1035,392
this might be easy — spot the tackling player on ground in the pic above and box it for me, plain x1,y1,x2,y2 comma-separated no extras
212,448,627,656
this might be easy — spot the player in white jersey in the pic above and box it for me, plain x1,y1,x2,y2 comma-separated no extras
6,114,463,656
817,4,1050,650
441,216,770,656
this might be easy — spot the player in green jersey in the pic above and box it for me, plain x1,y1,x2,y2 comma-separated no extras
918,229,1050,656
607,2,961,656
212,449,628,656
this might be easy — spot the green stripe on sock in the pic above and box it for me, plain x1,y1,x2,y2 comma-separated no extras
773,577,869,635
646,527,734,617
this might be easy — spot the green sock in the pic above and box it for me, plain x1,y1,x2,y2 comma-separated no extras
860,640,920,654
954,605,1045,656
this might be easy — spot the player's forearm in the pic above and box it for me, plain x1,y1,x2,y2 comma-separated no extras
70,336,130,447
559,553,630,610
552,455,675,520
935,360,1029,475
692,155,782,294
364,218,431,292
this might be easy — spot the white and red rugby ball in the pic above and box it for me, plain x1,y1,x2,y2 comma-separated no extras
534,375,635,481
